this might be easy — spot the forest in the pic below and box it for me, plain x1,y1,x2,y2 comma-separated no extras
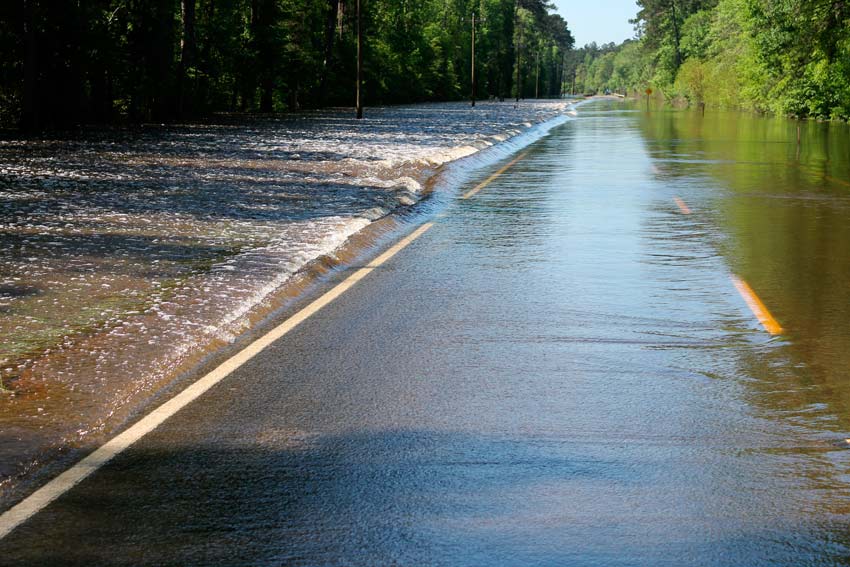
568,0,850,121
0,0,574,130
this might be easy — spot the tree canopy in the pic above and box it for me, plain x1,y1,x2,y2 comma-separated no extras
0,0,574,130
565,0,850,121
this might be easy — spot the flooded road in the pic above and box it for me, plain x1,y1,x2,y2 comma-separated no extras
0,101,567,490
2,100,850,565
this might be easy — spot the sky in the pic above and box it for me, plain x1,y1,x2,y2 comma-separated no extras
551,0,639,48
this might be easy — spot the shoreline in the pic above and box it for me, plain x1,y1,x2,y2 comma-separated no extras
0,99,577,509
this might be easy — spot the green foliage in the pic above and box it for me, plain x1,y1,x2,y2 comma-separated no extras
0,0,574,129
673,58,706,103
7,0,850,127
680,10,711,59
571,0,850,121
611,42,651,94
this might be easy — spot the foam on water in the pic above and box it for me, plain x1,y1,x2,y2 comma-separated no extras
0,100,573,499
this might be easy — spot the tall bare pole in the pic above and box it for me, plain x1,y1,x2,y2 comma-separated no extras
356,0,363,119
471,11,476,107
535,49,540,99
515,18,522,102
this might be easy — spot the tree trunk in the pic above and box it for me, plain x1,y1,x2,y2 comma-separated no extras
289,77,300,111
21,0,40,131
319,0,340,103
177,0,197,117
260,76,274,112
150,0,177,120
670,0,681,70
242,0,261,111
253,0,276,113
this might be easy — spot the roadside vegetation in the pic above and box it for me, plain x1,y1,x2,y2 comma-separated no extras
0,0,573,130
567,0,850,121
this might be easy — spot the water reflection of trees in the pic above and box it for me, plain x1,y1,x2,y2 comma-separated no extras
636,107,850,431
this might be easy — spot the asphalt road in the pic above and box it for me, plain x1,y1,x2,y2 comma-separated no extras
2,102,850,566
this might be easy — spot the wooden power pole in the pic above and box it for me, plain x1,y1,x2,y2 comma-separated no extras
356,0,363,119
515,19,522,102
471,12,477,107
535,49,540,99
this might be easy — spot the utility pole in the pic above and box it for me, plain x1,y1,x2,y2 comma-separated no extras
535,48,540,99
470,12,478,107
515,19,523,102
469,11,487,107
356,0,363,119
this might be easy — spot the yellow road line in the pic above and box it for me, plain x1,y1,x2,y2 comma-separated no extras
0,222,434,541
793,163,850,188
825,175,850,188
731,275,783,335
668,197,782,335
462,151,530,199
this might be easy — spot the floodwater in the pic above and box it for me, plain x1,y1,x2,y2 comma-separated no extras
2,99,850,565
637,103,850,423
0,101,567,489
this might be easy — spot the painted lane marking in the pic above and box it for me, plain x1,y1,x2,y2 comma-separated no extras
0,222,435,541
462,151,530,200
825,175,850,188
668,197,782,335
731,275,783,335
793,163,850,188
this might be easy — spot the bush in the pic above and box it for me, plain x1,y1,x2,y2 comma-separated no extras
674,59,707,104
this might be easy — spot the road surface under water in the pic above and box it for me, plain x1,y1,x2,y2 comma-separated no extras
0,101,567,489
2,100,850,565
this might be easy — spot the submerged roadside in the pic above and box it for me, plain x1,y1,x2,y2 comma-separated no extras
0,100,574,507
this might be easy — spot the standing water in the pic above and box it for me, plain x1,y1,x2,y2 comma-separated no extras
636,103,850,422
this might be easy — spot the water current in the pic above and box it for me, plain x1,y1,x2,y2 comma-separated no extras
3,99,850,563
0,101,568,492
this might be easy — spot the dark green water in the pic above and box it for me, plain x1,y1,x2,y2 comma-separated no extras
637,104,850,427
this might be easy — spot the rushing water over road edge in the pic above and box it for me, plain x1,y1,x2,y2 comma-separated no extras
0,102,575,508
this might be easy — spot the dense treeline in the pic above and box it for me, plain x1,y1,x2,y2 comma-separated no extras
569,0,850,120
0,0,573,130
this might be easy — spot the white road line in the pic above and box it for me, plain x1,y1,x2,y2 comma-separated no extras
0,222,435,541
